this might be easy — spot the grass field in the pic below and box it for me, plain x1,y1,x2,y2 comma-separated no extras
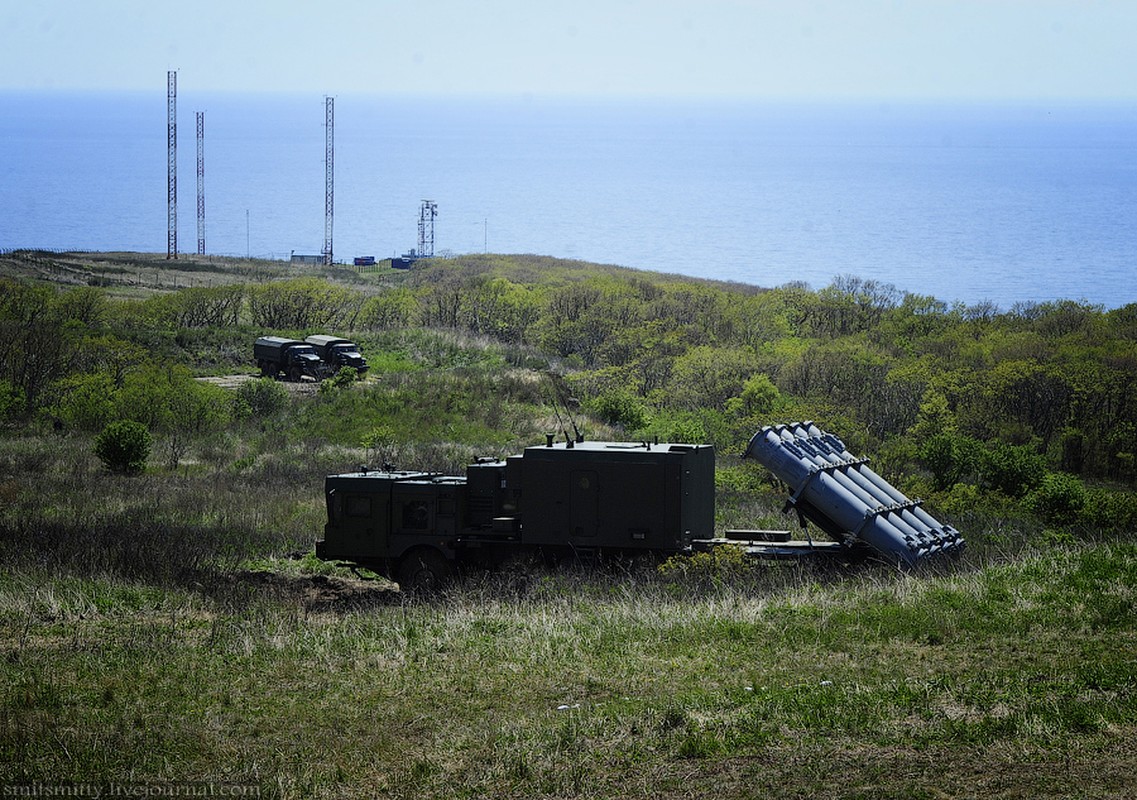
3,540,1135,799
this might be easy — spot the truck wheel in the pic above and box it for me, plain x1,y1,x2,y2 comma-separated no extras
258,360,271,377
396,549,454,596
288,365,302,382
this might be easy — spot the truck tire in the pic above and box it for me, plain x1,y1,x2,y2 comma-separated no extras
258,360,272,377
396,549,454,595
288,365,302,382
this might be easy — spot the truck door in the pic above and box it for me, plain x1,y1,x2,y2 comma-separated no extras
570,470,599,540
329,490,389,560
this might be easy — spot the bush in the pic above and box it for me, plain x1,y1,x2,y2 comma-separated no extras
730,373,781,416
918,433,982,490
0,379,25,422
981,441,1048,498
1025,472,1086,525
47,372,116,431
235,377,289,417
662,415,707,444
319,366,359,395
590,390,649,431
94,420,152,474
1079,487,1137,532
658,545,758,588
361,424,398,466
935,481,985,517
633,411,709,445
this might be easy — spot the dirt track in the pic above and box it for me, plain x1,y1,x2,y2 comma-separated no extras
197,374,322,394
224,570,400,612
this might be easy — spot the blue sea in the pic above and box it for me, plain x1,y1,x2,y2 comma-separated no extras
2,91,1135,309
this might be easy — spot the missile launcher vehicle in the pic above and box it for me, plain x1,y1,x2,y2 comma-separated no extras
316,423,963,591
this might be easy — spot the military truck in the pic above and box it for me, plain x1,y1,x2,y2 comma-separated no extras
304,335,369,375
317,437,715,591
315,423,965,592
254,336,326,382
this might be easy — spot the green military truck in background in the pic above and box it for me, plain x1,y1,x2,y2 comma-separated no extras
304,334,369,375
254,336,327,382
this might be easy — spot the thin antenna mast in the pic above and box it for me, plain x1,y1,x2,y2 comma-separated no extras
544,373,582,444
549,373,583,442
323,96,334,266
167,70,177,260
196,111,205,255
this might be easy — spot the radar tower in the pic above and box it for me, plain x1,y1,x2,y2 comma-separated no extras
417,200,438,257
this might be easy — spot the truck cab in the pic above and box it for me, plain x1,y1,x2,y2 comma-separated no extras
254,336,325,381
318,469,476,589
304,335,369,374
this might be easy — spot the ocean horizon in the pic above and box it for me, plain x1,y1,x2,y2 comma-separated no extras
2,91,1135,309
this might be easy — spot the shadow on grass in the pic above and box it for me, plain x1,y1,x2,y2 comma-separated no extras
0,507,417,615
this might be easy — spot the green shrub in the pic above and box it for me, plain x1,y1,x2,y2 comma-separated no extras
319,366,359,394
94,420,152,474
361,424,398,466
729,372,781,416
935,481,985,517
981,441,1048,498
1025,472,1086,525
590,390,649,431
658,545,757,588
0,379,25,421
665,415,708,444
47,372,116,430
714,464,768,495
335,366,360,385
1079,488,1137,532
235,377,289,416
918,433,982,490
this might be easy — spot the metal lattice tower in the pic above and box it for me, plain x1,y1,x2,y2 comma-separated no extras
196,111,205,255
167,70,177,260
417,200,438,257
323,96,334,266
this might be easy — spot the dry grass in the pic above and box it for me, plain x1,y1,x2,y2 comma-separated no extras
2,541,1135,798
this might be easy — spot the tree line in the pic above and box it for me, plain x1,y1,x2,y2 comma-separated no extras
2,255,1135,512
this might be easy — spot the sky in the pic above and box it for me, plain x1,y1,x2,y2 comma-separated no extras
1,0,1135,101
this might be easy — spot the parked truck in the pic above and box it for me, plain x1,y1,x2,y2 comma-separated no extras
304,334,369,375
254,336,327,382
315,423,964,591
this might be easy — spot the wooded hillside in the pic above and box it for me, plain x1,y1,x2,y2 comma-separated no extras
2,249,1134,532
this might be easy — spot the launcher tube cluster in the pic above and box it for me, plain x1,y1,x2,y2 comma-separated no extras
743,422,964,566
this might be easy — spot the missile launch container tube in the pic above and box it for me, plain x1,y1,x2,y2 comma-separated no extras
742,422,964,567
